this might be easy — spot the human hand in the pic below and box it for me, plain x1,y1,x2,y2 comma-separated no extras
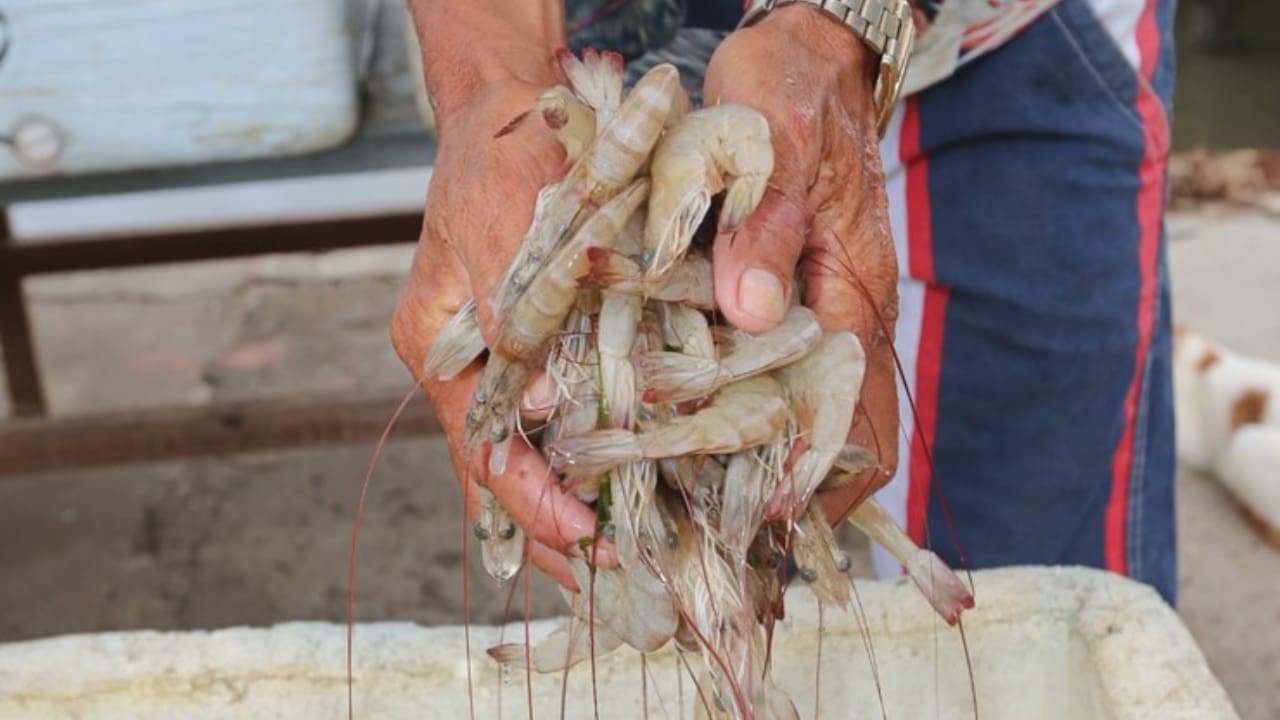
390,71,611,591
703,5,902,520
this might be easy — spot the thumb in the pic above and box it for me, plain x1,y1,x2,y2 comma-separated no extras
713,187,810,333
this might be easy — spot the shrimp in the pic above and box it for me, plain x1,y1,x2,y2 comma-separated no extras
579,247,715,309
597,290,643,429
487,615,623,673
555,47,624,123
547,374,791,476
569,556,679,654
659,301,716,360
473,487,523,582
846,497,975,625
774,332,867,506
791,503,852,609
491,63,682,322
645,104,773,281
535,85,598,162
421,298,484,381
465,180,649,469
637,305,823,404
720,442,785,566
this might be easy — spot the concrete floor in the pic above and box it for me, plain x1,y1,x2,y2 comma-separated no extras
0,207,1277,718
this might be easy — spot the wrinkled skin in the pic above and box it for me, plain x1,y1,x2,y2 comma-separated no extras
390,5,899,590
702,7,901,526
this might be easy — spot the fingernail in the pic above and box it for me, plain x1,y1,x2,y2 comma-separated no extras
737,268,786,325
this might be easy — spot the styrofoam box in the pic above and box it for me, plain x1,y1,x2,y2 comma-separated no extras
0,567,1239,719
0,0,356,180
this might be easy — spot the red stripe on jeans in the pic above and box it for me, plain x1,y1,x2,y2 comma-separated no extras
901,97,948,546
1104,0,1169,575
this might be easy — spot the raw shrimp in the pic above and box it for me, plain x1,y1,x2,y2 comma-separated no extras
774,332,867,506
421,298,484,381
490,63,682,322
720,443,785,565
659,301,716,360
645,104,773,281
465,179,649,469
567,557,679,654
791,503,852,609
473,486,523,582
534,85,597,162
555,47,624,123
637,304,823,404
846,497,975,625
579,247,715,309
597,290,643,429
547,374,791,476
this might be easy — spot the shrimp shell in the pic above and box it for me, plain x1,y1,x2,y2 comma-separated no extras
490,63,680,323
421,298,484,381
474,486,524,582
775,331,867,505
548,374,790,476
645,104,773,281
792,503,851,609
638,305,823,404
579,248,716,309
847,498,975,625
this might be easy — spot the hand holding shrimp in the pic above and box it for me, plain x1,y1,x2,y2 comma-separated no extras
396,32,964,716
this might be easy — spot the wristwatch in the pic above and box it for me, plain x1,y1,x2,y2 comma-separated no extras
738,0,915,137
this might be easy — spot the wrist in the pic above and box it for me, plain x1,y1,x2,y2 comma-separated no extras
754,4,877,85
408,1,566,125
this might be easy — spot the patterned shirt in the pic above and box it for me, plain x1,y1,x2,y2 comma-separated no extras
567,0,1071,96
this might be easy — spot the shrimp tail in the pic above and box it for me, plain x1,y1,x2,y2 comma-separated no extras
600,353,637,428
636,351,721,403
578,247,638,289
555,47,623,115
422,300,485,381
905,548,976,625
833,444,879,474
488,618,623,673
547,428,642,474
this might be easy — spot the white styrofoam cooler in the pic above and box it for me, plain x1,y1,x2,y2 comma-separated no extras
0,0,357,180
0,567,1238,719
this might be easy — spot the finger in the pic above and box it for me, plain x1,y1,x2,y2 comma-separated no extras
450,415,619,571
528,539,578,591
432,363,616,568
713,188,810,333
484,437,619,568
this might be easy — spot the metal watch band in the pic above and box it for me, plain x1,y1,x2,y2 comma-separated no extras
738,0,915,136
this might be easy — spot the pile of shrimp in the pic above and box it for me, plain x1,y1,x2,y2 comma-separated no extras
422,49,974,720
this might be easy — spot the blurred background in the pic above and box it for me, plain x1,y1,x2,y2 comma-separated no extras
0,0,1276,718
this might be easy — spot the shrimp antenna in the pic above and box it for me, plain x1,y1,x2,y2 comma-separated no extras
347,381,428,720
